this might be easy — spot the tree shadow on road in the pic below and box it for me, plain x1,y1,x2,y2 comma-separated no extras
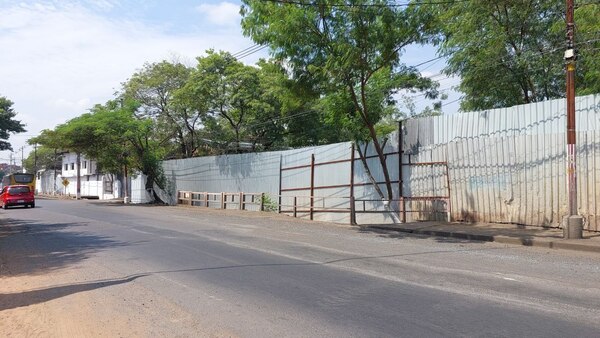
0,217,132,277
0,274,147,311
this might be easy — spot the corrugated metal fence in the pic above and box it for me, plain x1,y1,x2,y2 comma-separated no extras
404,94,600,231
158,94,600,231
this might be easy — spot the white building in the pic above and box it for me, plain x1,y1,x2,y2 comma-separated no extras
35,152,156,203
36,152,121,200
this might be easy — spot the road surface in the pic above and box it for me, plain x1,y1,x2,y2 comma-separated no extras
1,199,599,337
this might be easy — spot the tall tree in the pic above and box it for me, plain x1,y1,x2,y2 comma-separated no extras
0,96,26,151
421,1,600,111
121,61,197,158
180,51,295,153
31,101,167,196
241,0,438,200
87,100,167,192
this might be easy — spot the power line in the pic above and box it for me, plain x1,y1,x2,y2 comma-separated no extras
257,0,470,8
231,44,261,57
236,45,269,59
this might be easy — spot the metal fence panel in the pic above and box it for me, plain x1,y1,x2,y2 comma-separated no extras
404,94,600,230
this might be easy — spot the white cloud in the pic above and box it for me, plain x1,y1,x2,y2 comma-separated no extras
0,1,257,160
196,2,241,27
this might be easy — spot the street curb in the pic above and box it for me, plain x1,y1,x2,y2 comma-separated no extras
365,225,600,253
493,235,600,253
366,225,495,242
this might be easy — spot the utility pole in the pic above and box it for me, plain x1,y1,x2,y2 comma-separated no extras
20,146,24,173
564,0,583,239
76,152,81,200
34,143,37,174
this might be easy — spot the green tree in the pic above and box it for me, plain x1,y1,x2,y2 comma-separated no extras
0,96,26,151
121,61,196,158
181,51,297,153
87,100,167,191
571,3,600,96
30,101,167,197
422,1,600,111
241,0,438,200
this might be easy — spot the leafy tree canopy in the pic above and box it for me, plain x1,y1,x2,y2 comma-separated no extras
420,1,600,111
0,96,26,151
241,0,439,199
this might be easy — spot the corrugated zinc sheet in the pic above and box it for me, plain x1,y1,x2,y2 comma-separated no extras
403,94,600,231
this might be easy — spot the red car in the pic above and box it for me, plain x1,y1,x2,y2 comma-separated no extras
0,185,35,209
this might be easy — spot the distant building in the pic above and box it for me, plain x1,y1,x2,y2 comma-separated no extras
36,152,121,200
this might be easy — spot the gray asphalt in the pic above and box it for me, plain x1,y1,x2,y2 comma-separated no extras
2,199,600,337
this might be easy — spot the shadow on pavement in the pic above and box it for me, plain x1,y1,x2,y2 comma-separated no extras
0,218,132,277
0,274,147,311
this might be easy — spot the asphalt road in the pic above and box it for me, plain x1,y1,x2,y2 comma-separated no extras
1,199,600,337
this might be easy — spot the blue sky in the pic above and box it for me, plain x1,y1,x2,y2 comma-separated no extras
0,0,459,165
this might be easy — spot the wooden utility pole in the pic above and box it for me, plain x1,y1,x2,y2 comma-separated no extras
564,0,583,238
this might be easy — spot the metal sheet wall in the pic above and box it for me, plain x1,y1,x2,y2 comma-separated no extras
404,94,600,230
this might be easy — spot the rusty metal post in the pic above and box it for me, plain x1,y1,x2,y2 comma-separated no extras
293,196,297,218
350,143,356,225
260,193,264,211
221,192,225,209
445,162,452,222
564,0,583,238
310,153,315,221
239,192,244,210
398,121,406,223
278,154,282,214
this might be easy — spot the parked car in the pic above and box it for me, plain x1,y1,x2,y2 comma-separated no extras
0,185,35,209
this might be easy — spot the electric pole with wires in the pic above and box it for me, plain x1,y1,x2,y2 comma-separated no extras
563,0,583,239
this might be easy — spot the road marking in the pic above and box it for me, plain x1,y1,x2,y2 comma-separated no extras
495,273,520,282
131,228,153,235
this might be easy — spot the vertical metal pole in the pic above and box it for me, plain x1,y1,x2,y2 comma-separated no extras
34,143,37,174
76,153,81,200
293,196,297,218
310,153,315,221
564,0,583,238
239,192,244,210
445,162,452,223
21,146,24,173
278,154,282,214
350,143,356,225
260,193,264,211
398,121,406,223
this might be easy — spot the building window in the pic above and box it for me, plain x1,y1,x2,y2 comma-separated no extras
82,161,87,169
71,163,74,170
64,164,68,171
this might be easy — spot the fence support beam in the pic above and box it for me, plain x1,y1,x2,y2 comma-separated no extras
350,143,356,225
310,154,315,221
398,121,406,223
